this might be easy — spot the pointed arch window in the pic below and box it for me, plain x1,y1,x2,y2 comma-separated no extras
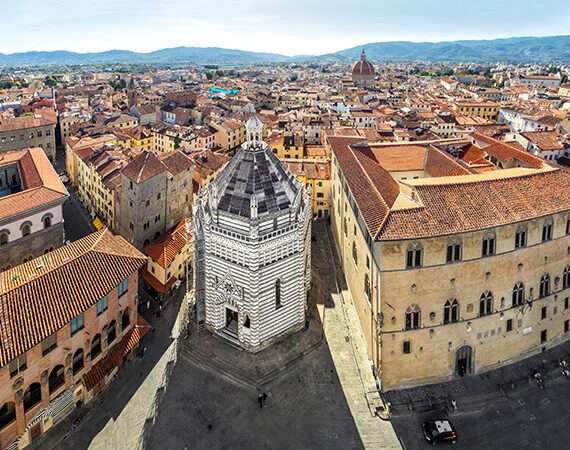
540,274,551,298
444,299,459,324
479,291,493,316
405,304,421,330
542,217,553,242
512,282,525,306
515,224,527,249
563,266,570,290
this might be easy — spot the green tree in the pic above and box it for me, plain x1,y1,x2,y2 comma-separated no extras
205,72,214,80
0,80,15,89
290,74,298,81
173,133,182,150
44,76,58,87
561,74,568,84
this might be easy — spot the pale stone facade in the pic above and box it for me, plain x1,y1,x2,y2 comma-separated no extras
329,137,570,391
0,117,56,162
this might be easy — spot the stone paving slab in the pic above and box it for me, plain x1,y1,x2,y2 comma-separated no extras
315,221,401,450
385,338,570,416
179,281,324,390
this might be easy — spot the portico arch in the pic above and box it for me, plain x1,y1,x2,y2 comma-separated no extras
454,344,474,377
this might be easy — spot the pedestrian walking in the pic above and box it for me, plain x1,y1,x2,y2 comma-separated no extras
451,399,457,414
147,300,150,310
262,392,267,407
258,394,263,408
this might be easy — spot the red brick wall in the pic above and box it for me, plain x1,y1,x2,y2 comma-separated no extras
0,271,139,448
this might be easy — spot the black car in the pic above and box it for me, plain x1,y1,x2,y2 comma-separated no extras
422,419,457,446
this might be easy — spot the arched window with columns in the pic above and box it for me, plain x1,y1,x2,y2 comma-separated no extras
512,282,525,306
479,291,493,316
444,299,459,324
405,304,421,329
540,274,551,298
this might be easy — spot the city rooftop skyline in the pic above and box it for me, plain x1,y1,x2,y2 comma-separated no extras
3,0,570,56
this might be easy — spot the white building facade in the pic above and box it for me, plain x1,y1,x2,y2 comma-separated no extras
194,115,311,351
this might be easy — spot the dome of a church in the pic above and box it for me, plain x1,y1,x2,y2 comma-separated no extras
351,49,375,76
351,49,375,89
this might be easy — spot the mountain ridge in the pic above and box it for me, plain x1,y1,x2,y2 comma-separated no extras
1,35,569,66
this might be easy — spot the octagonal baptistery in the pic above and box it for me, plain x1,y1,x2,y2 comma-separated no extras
194,114,312,352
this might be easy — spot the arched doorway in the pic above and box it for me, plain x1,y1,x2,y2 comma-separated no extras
455,345,473,377
49,365,65,394
23,383,42,412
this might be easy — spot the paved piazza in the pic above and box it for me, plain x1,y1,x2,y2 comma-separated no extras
33,219,570,450
391,373,570,449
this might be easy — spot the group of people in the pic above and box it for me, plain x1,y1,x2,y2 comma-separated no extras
144,297,163,318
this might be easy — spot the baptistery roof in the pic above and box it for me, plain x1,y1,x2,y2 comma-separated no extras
209,114,303,219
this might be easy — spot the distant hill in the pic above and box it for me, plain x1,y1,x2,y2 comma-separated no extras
1,36,569,66
0,46,289,66
316,36,570,63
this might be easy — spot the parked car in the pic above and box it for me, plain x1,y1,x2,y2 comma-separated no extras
422,419,457,445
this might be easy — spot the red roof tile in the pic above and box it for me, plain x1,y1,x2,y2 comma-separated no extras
0,229,147,366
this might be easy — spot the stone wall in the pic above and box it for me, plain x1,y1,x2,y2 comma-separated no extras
0,223,64,270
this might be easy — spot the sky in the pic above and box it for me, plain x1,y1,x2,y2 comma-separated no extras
3,0,570,56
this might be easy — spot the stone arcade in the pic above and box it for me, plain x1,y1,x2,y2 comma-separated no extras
194,114,311,351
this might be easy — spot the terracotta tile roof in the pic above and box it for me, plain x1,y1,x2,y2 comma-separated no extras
520,131,566,151
0,116,53,132
159,150,194,177
361,144,428,171
424,145,474,177
186,149,229,181
121,150,167,183
144,220,191,268
0,148,68,221
459,144,496,172
0,229,147,366
328,137,399,235
282,159,331,180
471,132,544,168
82,314,150,391
65,134,116,150
377,168,570,240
